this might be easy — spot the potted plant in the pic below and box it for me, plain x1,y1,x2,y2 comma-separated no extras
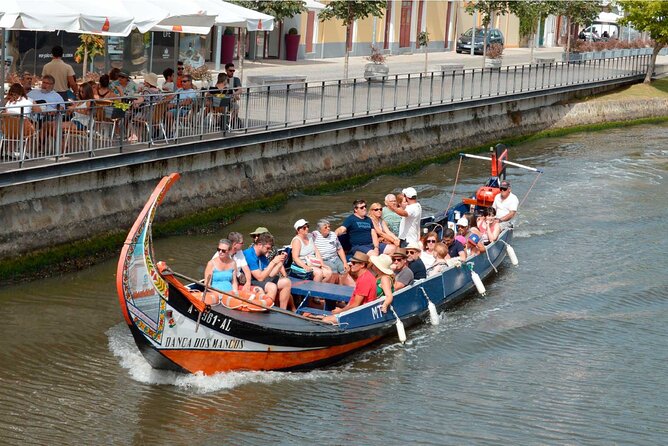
363,45,389,82
285,27,300,61
222,27,236,64
485,43,504,69
184,64,213,88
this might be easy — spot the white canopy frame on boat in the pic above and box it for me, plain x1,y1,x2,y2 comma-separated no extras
460,153,545,173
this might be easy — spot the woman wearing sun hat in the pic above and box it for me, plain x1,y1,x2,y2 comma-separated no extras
369,254,395,313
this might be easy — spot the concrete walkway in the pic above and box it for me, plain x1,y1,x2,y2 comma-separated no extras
233,47,668,84
237,47,565,83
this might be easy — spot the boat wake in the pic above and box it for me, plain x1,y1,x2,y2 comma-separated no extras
106,323,356,393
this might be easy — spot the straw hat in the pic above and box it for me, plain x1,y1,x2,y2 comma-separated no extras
349,251,369,264
369,254,394,275
144,72,158,87
405,242,422,252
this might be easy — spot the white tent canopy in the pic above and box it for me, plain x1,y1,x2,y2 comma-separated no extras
0,0,218,35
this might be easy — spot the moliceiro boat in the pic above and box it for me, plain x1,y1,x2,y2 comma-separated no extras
116,145,542,374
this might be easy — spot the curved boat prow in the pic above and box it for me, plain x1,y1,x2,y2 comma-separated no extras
116,173,180,332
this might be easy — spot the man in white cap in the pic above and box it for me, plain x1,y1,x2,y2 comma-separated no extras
493,180,519,229
405,242,427,280
386,187,422,247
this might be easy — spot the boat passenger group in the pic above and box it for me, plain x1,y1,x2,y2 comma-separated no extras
204,181,518,322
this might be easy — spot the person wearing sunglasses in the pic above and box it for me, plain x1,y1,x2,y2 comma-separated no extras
290,219,332,283
390,248,414,290
335,199,380,256
223,62,242,128
492,180,518,229
404,242,427,280
420,231,440,269
369,202,399,255
203,239,238,304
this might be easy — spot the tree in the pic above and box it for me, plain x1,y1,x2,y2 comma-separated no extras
552,0,600,56
509,1,559,61
618,0,668,83
74,34,105,78
231,1,307,22
465,1,510,66
417,31,430,73
319,0,386,78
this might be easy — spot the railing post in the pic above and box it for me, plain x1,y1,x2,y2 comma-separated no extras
320,81,325,122
87,104,95,157
265,85,271,130
284,83,290,128
242,87,250,134
520,64,525,92
18,111,25,167
429,71,434,105
55,111,63,161
380,76,385,112
406,74,411,109
393,75,398,111
302,82,308,125
417,73,423,106
366,77,371,115
440,70,446,104
336,80,341,119
352,78,357,117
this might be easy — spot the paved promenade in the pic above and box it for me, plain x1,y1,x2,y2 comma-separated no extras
238,47,667,84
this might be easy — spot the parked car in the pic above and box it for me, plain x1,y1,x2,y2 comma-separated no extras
456,27,504,55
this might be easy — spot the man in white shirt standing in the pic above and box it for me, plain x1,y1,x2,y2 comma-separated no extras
386,187,422,246
493,180,519,229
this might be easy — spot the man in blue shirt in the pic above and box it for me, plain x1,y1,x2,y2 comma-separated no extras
243,233,294,310
165,74,199,135
335,199,380,256
27,74,65,146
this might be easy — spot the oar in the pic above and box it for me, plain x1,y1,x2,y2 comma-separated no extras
389,306,407,343
195,274,211,333
165,269,340,330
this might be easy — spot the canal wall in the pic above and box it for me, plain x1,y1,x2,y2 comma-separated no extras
1,85,668,269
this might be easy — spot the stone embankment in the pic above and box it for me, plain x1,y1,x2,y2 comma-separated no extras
1,89,667,280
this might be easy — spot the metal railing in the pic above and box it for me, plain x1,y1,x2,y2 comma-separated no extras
0,55,649,168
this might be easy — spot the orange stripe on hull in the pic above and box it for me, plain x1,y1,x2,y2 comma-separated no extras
161,337,381,374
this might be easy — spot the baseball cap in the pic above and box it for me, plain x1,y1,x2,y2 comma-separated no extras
500,180,510,189
249,227,269,236
468,233,481,245
456,217,469,227
293,219,309,230
402,187,417,199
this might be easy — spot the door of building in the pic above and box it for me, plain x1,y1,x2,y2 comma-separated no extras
399,1,413,48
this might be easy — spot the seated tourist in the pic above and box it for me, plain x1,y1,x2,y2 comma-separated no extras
466,233,486,257
162,67,175,92
203,238,238,305
427,242,449,278
290,218,332,282
322,252,377,323
62,83,95,132
335,199,380,256
313,219,354,286
369,254,395,313
405,242,427,280
3,83,33,115
243,233,294,310
477,207,501,244
455,217,469,246
164,75,197,133
369,202,399,255
391,248,414,290
442,228,467,262
383,193,402,235
493,180,519,229
227,231,252,291
21,72,34,94
420,231,439,269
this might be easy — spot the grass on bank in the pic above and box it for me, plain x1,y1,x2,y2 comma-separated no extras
584,78,668,102
3,82,668,284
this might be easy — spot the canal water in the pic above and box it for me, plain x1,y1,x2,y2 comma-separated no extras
1,124,667,445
